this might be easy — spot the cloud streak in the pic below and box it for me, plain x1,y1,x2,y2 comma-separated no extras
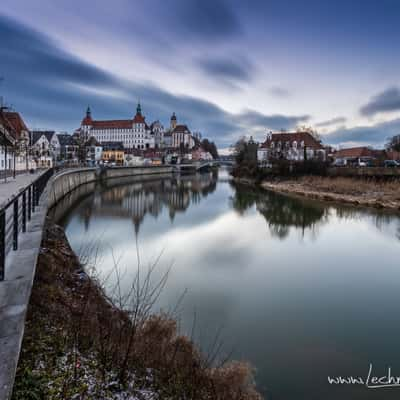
0,14,310,148
315,117,346,127
360,87,400,117
323,118,400,147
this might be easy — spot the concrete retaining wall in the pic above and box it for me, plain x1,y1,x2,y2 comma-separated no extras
0,165,173,400
47,165,173,208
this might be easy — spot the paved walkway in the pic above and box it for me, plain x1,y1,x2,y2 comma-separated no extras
0,171,44,208
0,170,49,399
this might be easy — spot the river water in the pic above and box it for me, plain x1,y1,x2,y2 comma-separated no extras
60,169,400,399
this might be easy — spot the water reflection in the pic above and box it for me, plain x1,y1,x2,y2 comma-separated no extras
230,183,329,239
59,170,218,235
59,171,400,400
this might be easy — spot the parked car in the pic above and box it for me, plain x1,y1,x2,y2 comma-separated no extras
332,158,346,167
384,160,400,167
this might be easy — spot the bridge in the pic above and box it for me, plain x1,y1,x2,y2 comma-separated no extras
174,160,219,172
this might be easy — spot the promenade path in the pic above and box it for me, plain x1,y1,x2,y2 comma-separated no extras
0,171,43,207
0,170,49,400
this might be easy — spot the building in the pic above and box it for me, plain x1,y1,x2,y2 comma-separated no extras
31,131,60,167
101,141,124,165
191,146,213,161
150,120,164,149
258,131,325,163
332,146,381,166
168,113,195,150
80,104,156,150
163,131,173,148
0,109,17,172
85,136,102,165
57,133,79,162
2,112,32,171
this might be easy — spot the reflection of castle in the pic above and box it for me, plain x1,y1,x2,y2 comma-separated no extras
78,172,218,234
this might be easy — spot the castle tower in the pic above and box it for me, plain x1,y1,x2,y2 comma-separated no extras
170,112,177,130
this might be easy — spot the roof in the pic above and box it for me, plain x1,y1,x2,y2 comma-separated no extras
85,136,101,147
133,114,145,124
173,124,190,133
0,111,16,145
334,146,375,159
386,150,400,160
101,141,124,151
91,120,133,129
82,116,93,125
261,131,323,150
3,112,29,139
31,130,55,145
57,133,75,146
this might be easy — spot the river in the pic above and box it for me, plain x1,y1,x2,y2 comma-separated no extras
59,168,400,399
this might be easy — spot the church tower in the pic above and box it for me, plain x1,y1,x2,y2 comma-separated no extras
170,112,177,130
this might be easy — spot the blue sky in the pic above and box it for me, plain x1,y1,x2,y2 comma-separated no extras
1,0,400,150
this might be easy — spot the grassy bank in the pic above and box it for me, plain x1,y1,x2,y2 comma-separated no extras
260,176,400,211
13,222,261,400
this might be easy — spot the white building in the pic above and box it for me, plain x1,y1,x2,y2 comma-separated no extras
150,120,164,149
80,104,156,150
168,113,195,149
31,131,60,167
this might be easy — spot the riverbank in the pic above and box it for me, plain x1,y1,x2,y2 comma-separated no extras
258,176,400,211
12,221,261,400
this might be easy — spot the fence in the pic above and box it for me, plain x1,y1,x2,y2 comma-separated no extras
0,168,54,280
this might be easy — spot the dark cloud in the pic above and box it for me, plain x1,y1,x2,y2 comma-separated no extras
198,57,253,83
323,118,400,147
175,0,241,40
315,117,346,127
269,86,291,98
360,87,400,116
237,110,310,130
0,14,312,149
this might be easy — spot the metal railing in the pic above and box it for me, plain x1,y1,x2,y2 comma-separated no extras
0,168,54,280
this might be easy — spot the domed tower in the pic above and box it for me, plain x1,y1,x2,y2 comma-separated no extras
82,106,93,126
170,112,177,130
81,106,93,141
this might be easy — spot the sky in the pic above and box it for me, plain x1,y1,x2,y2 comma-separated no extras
1,0,400,151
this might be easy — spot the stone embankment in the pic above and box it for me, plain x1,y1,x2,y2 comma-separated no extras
0,165,173,400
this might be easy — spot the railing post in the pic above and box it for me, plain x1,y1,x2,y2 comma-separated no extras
22,191,27,232
28,186,32,220
32,183,36,212
0,210,5,281
13,198,19,251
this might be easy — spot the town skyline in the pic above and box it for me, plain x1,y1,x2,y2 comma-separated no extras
1,1,400,152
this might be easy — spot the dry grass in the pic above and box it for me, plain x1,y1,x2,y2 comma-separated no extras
296,176,400,198
13,222,262,400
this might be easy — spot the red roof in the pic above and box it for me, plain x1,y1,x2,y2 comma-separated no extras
261,131,323,150
91,120,133,129
386,150,400,161
334,147,374,159
173,124,190,133
82,116,93,125
3,112,29,139
133,114,145,124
